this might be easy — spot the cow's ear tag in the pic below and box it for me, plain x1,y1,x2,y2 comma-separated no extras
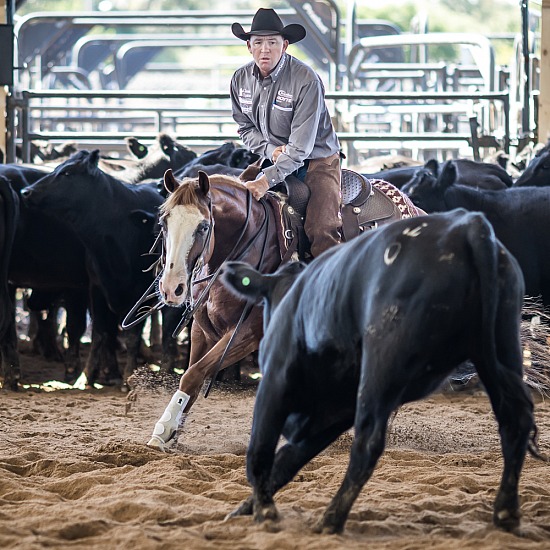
242,277,251,287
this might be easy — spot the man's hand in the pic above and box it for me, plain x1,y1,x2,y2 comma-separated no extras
271,145,286,163
243,173,269,201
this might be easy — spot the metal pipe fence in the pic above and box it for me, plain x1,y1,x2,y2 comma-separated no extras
8,89,511,164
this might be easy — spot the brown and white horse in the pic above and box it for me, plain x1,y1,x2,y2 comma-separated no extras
146,169,423,449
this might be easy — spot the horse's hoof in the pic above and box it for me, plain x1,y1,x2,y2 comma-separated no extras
147,435,167,451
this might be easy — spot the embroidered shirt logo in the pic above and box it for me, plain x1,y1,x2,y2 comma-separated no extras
239,88,252,113
273,89,293,112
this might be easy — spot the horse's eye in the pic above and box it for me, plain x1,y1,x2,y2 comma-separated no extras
197,221,209,234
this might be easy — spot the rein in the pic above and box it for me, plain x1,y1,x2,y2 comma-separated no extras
203,195,271,397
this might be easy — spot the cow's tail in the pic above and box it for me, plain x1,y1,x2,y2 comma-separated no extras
0,177,19,338
466,212,501,366
467,211,545,461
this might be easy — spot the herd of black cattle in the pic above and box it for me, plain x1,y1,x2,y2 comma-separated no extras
0,134,550,393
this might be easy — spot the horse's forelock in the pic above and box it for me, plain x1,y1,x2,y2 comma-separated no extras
160,173,242,219
160,179,200,217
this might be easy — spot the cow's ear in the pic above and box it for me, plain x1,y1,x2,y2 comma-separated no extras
438,161,457,190
424,158,439,176
88,150,101,168
197,171,211,196
221,261,267,302
164,169,179,194
126,137,148,159
158,133,175,154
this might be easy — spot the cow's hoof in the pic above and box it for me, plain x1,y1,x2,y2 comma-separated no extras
0,377,20,391
494,509,521,533
253,503,279,523
313,515,344,535
64,366,82,386
225,496,254,519
97,371,123,387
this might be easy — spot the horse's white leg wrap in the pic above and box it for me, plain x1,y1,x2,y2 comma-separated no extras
147,390,190,449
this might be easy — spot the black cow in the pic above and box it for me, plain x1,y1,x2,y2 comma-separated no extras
0,176,20,390
175,142,259,177
21,150,179,386
16,140,78,165
363,165,423,188
0,165,89,386
221,209,539,535
367,158,512,191
98,134,196,184
513,142,550,187
401,158,512,196
405,163,550,304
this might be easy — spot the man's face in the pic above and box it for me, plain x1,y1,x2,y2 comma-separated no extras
247,34,289,77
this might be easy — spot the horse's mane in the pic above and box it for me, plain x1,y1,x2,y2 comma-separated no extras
161,173,242,216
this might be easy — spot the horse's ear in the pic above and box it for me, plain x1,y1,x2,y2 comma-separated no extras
164,169,179,194
197,170,210,196
239,158,263,182
88,150,101,167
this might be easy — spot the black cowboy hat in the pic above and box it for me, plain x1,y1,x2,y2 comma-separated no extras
232,8,306,44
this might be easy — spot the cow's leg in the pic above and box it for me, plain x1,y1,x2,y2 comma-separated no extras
122,323,144,388
79,287,120,387
475,356,534,532
317,404,391,534
316,343,395,534
62,290,88,384
0,314,20,391
246,371,292,523
228,417,352,518
475,267,535,533
29,308,64,361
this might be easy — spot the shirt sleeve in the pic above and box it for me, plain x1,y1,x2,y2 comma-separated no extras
262,79,324,186
230,75,272,159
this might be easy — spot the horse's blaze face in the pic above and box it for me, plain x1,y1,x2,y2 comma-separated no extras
159,204,206,306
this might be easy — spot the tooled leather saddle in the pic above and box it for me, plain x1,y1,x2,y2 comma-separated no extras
274,169,414,261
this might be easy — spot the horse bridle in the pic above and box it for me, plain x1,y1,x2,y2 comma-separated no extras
121,195,215,331
122,190,271,352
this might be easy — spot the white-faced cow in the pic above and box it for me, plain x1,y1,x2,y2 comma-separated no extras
221,209,540,535
98,134,197,184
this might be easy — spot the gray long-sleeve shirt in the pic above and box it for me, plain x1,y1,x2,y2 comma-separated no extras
230,53,340,186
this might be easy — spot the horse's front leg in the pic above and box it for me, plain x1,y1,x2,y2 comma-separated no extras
147,324,259,450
